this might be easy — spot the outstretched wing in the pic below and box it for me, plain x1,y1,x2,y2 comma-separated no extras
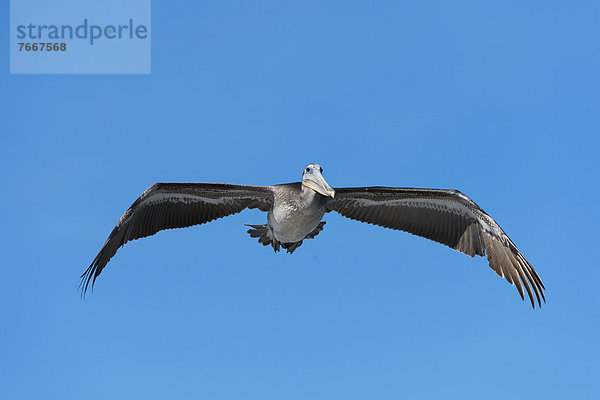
81,183,274,295
327,187,545,307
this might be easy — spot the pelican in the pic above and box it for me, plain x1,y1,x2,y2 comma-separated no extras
81,163,545,307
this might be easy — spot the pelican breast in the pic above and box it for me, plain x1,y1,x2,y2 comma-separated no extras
268,183,327,243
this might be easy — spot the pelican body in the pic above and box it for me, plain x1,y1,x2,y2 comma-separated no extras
81,163,545,308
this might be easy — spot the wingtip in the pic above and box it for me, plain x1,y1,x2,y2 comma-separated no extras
523,288,546,309
79,256,100,298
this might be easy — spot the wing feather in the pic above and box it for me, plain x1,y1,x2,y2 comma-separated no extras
327,187,545,307
81,183,273,295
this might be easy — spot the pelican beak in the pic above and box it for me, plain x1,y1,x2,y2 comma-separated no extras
304,170,335,198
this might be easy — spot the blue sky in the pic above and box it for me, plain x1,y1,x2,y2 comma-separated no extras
2,1,599,399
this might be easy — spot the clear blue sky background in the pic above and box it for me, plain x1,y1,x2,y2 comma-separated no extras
2,1,599,399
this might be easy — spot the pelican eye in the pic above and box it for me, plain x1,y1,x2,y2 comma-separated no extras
306,167,310,172
319,167,323,173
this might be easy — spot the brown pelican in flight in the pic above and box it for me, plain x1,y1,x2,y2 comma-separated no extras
81,164,545,307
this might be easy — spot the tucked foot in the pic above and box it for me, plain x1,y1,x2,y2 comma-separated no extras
245,224,280,252
305,221,326,239
281,241,303,254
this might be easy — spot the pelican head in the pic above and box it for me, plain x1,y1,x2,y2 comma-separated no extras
302,163,335,198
